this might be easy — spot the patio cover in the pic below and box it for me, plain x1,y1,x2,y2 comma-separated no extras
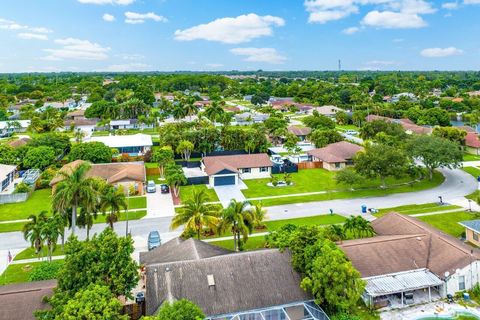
364,269,443,297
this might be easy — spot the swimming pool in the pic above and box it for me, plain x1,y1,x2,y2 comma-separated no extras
416,310,480,319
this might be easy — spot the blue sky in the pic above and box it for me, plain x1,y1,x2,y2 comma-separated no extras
0,0,479,72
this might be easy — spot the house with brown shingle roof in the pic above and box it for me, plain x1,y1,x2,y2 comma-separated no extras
201,153,273,187
50,160,146,195
307,141,363,171
465,132,480,155
339,213,480,308
366,114,432,135
287,125,311,141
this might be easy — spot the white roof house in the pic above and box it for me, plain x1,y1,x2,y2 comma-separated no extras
90,133,153,149
0,120,31,130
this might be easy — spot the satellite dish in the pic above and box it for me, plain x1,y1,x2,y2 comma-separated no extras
445,271,450,278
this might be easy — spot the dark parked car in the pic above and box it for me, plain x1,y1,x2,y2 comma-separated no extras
148,231,161,251
160,184,170,194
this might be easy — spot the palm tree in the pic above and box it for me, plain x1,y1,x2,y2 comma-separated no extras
251,203,267,229
170,188,220,239
23,211,48,255
218,200,255,252
100,185,128,229
204,102,225,123
354,216,375,238
52,162,99,236
41,215,63,262
343,215,358,239
325,224,346,243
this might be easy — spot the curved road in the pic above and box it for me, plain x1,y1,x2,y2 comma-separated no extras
0,168,477,252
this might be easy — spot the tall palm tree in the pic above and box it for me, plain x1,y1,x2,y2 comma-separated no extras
204,102,225,123
343,215,358,239
41,215,63,262
100,185,128,230
218,200,255,252
170,188,220,239
23,211,48,254
326,224,346,243
251,203,267,229
52,162,99,236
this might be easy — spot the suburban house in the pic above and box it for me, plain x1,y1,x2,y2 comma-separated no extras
366,115,432,135
201,153,272,186
384,92,418,103
50,160,146,195
287,125,312,141
310,105,344,117
89,133,153,156
0,280,56,320
109,119,155,131
0,120,31,137
64,109,99,134
0,164,17,192
465,132,480,155
140,237,330,320
307,141,363,171
459,220,480,247
340,213,480,309
233,112,269,126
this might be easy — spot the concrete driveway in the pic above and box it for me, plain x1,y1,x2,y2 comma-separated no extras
214,183,247,207
145,185,175,218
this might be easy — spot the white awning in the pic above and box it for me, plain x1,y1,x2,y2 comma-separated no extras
365,269,443,297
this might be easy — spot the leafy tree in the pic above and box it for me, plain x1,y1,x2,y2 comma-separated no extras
23,211,48,254
0,144,19,165
407,135,463,179
155,299,205,320
335,168,362,190
52,162,99,235
418,107,450,126
302,112,335,130
68,142,112,163
134,86,155,105
176,140,194,162
359,120,406,141
251,92,269,105
170,188,219,239
335,111,350,125
204,101,225,123
152,146,174,178
164,162,187,197
309,129,343,148
218,200,257,251
432,127,467,145
29,132,71,156
283,132,300,155
23,146,56,170
57,284,127,320
42,214,64,262
100,185,127,229
354,144,410,188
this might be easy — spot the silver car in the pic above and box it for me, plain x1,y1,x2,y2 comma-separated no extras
146,180,156,193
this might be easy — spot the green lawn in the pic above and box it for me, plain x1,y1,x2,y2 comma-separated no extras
463,167,480,178
417,211,478,238
0,188,52,222
0,260,64,285
127,196,146,209
464,153,480,161
242,169,442,199
145,162,159,169
249,172,444,207
374,203,462,217
336,124,361,131
0,221,29,233
264,214,346,231
14,247,65,261
209,236,267,251
179,185,219,203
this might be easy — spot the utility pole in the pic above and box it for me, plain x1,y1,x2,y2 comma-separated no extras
338,59,342,71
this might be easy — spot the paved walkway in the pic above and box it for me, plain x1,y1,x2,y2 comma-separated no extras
214,181,247,207
145,186,175,218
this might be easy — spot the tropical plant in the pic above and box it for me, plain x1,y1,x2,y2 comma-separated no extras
217,200,256,251
170,188,220,239
23,211,48,254
152,146,174,178
176,140,194,162
100,185,128,229
42,214,64,261
164,162,187,197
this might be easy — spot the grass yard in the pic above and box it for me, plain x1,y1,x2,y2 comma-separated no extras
242,169,443,199
0,221,28,233
464,153,480,161
248,171,444,207
179,185,219,203
209,236,267,251
145,162,159,169
374,203,462,217
417,211,478,238
0,260,64,285
336,124,361,131
264,214,346,231
463,167,480,178
127,196,147,209
0,188,52,222
14,247,65,261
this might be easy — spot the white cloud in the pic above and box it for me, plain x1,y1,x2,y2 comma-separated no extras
103,13,115,22
230,47,286,64
420,47,464,57
119,53,144,60
464,0,480,4
174,14,285,44
305,0,359,23
0,18,52,33
77,0,135,5
389,0,436,14
42,38,110,61
205,63,224,68
362,10,427,28
17,33,48,41
124,12,167,24
97,63,150,72
442,2,459,9
343,26,360,34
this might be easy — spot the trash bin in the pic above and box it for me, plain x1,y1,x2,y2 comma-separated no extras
361,205,367,214
463,292,470,301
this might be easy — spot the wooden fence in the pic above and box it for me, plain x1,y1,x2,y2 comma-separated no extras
298,161,323,170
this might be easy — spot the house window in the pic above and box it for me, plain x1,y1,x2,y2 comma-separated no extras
459,275,466,291
474,232,479,241
260,167,269,173
242,168,251,174
335,163,341,169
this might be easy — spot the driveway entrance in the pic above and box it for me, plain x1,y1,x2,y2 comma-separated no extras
214,180,247,207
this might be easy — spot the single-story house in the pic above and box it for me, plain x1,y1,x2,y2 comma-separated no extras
465,132,480,155
307,141,363,171
0,164,17,192
89,133,153,156
0,279,56,320
141,237,329,319
0,120,31,137
340,213,480,309
310,105,344,117
459,220,480,247
201,153,273,186
64,109,99,134
233,112,269,126
50,160,146,195
385,92,418,103
109,119,154,131
365,114,432,135
287,125,312,141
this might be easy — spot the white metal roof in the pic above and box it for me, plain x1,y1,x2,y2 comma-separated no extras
364,269,443,297
110,119,131,126
0,164,16,181
90,133,153,148
0,120,31,130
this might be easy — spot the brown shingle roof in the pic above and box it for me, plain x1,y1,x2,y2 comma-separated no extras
466,132,480,148
287,125,311,136
340,213,480,279
7,137,31,148
50,160,146,186
145,248,311,316
307,141,363,163
365,115,432,135
202,154,272,176
0,280,56,320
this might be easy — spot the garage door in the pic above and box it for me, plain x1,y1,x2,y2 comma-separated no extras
214,175,236,186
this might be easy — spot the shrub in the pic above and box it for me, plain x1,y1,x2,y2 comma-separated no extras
37,167,57,189
271,176,279,187
14,182,31,194
28,261,63,281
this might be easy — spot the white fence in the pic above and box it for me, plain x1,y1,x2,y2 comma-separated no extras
0,191,31,204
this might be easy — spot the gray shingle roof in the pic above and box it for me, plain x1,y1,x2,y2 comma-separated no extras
459,220,480,233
